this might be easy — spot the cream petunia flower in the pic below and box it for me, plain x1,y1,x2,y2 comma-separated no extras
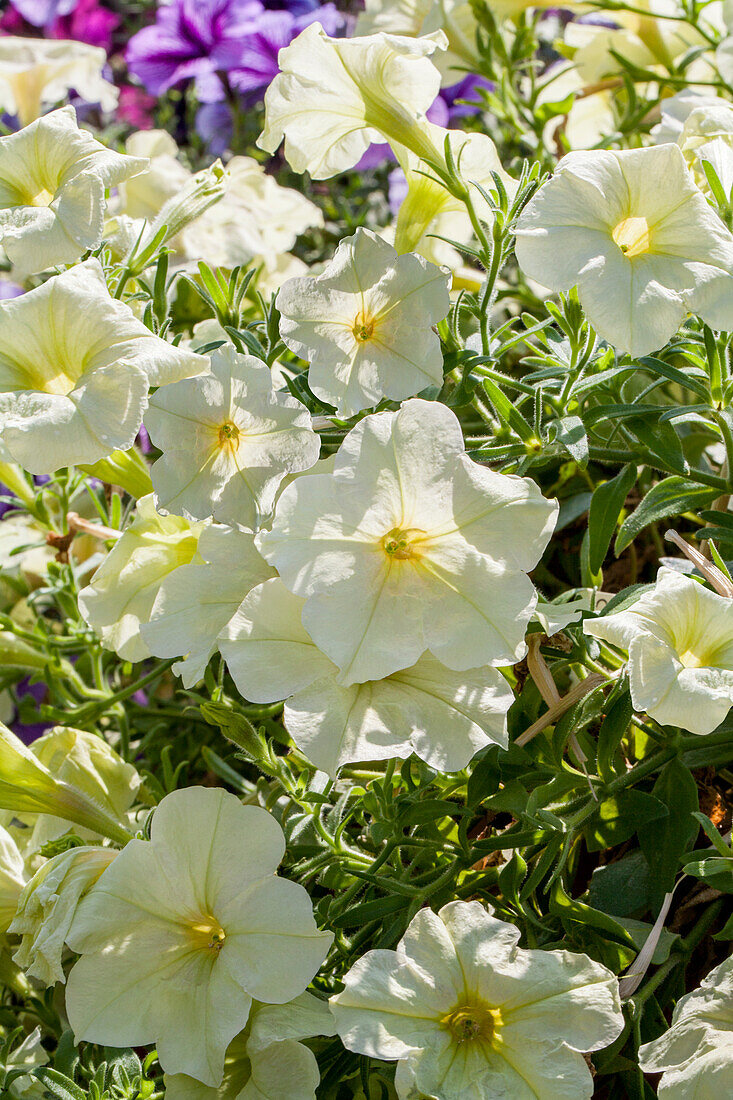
638,956,733,1099
118,130,192,222
145,347,320,527
65,786,333,1086
10,846,117,986
258,23,447,179
677,104,733,199
356,0,480,85
164,992,335,1100
142,524,274,688
257,399,557,684
330,900,624,1100
0,38,118,128
392,124,516,266
584,567,733,735
0,108,147,275
0,260,204,474
18,725,141,853
78,495,205,664
515,144,733,357
0,824,26,933
219,577,513,775
277,229,450,417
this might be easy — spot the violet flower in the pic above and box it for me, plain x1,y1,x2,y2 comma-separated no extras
126,0,265,103
7,0,77,28
229,3,343,98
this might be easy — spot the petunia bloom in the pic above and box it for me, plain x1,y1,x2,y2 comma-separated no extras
164,992,336,1100
142,524,274,688
584,567,733,735
0,260,204,474
277,228,450,417
514,144,733,357
258,23,448,178
65,786,333,1085
638,956,733,1098
0,824,26,933
220,576,514,775
145,346,321,527
330,900,624,1100
0,107,146,274
257,399,557,684
78,495,205,664
0,37,117,127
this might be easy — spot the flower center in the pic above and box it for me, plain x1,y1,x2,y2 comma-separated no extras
381,526,426,561
352,312,375,342
612,215,652,258
218,421,240,448
189,916,227,952
441,999,502,1044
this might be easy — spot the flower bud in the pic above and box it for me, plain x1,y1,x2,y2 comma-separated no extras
79,447,153,500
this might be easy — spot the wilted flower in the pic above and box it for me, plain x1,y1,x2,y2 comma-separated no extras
331,900,624,1100
277,229,449,417
515,144,733,357
66,786,333,1085
78,495,205,663
164,992,335,1100
142,524,274,688
0,107,146,274
0,38,117,127
10,845,117,986
584,567,733,735
258,399,557,684
0,260,204,474
145,346,321,526
638,956,733,1098
258,23,447,178
0,824,26,933
220,577,513,775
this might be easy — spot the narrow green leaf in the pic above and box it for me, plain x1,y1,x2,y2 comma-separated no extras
615,476,718,554
588,464,637,574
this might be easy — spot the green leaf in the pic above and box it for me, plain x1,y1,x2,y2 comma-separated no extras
33,1070,86,1100
596,689,633,783
549,879,638,948
584,790,667,853
330,894,409,929
588,464,637,574
588,851,651,918
638,758,700,913
553,416,589,467
615,476,718,554
625,415,688,475
481,377,536,444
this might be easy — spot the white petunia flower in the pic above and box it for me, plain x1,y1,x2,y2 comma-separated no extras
650,91,733,145
180,156,324,271
65,786,333,1086
0,108,147,275
0,260,204,474
10,846,117,986
330,900,624,1100
145,347,320,527
164,992,335,1100
0,824,26,933
277,229,450,417
638,956,733,1099
258,23,447,179
514,144,733,357
219,578,513,776
677,104,733,199
3,1027,49,1100
584,567,733,735
78,495,205,663
142,524,274,688
257,399,557,684
118,130,192,221
0,38,118,127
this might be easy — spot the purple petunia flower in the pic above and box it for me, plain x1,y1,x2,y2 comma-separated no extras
126,0,263,102
8,0,78,28
127,0,344,106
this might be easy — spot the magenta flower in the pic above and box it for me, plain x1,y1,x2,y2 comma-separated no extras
50,0,120,51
